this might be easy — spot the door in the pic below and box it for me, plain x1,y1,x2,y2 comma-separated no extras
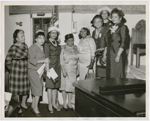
33,18,51,43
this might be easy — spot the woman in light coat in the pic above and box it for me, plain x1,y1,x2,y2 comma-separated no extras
77,27,96,80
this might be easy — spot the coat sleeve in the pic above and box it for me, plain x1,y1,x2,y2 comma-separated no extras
5,45,16,70
43,42,50,58
92,30,95,39
89,37,96,57
120,25,129,49
28,46,38,66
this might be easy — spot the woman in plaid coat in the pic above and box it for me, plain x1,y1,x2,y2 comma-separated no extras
5,29,30,116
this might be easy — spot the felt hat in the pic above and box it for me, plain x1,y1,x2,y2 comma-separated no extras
64,33,74,43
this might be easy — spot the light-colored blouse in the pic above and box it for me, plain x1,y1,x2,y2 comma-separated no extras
60,45,78,66
77,35,96,57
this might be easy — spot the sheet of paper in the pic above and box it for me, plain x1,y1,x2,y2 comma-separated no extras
37,63,46,76
5,92,12,101
47,68,58,80
39,69,44,78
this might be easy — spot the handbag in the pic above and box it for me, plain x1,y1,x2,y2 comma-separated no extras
85,69,95,80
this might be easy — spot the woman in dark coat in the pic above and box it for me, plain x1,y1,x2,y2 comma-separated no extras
91,15,108,77
5,29,30,116
102,8,130,78
44,26,61,113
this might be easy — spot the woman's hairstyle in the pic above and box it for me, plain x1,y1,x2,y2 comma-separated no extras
13,29,24,44
91,15,103,28
47,31,59,41
34,31,45,43
35,31,45,39
111,8,127,23
78,27,91,39
100,10,110,17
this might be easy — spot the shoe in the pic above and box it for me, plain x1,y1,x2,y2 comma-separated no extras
47,107,54,114
63,105,68,111
20,105,31,111
63,107,68,111
18,112,23,117
53,106,60,111
67,105,74,111
30,107,42,117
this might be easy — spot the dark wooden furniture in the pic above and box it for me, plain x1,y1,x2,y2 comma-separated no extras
73,78,145,117
131,19,146,68
5,99,20,117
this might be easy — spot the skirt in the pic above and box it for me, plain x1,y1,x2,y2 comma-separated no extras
60,64,77,92
106,54,123,78
28,69,43,96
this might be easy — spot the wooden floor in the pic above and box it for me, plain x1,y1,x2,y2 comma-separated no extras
19,103,76,117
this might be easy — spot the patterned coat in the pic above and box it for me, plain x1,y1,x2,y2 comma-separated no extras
5,43,30,95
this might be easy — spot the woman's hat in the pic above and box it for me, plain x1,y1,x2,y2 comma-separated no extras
36,29,44,33
97,6,112,15
90,15,103,24
48,26,59,32
64,33,74,43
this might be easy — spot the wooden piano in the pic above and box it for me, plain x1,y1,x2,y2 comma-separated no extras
73,78,145,117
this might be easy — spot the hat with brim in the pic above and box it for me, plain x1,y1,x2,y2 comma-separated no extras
48,26,59,32
64,33,74,43
97,6,112,15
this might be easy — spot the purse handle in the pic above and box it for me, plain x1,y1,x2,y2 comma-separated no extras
87,68,94,73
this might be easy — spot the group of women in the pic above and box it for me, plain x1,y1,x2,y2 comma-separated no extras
5,7,130,117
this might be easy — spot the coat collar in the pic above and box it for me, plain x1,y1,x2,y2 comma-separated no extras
34,43,44,53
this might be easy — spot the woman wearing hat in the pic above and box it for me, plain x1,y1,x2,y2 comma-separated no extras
91,15,108,78
77,27,96,80
44,26,61,113
28,30,49,117
60,33,78,110
97,7,113,29
102,8,130,78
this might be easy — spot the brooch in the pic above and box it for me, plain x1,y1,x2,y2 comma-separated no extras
109,25,118,34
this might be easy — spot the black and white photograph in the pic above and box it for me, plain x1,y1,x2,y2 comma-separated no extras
1,1,149,120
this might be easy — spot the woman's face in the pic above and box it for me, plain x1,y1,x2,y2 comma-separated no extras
112,13,121,24
36,35,45,45
66,38,74,47
93,18,103,29
49,30,58,39
16,31,25,43
80,29,88,38
101,10,109,20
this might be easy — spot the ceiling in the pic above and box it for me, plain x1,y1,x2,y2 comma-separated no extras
9,5,146,15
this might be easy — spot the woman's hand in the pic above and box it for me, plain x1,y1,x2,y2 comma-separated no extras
44,58,50,64
102,55,107,63
87,59,95,69
115,55,120,63
63,71,68,78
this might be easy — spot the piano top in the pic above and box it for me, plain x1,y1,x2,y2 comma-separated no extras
73,78,145,115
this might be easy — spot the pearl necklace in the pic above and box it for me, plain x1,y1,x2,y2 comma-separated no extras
49,39,57,46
